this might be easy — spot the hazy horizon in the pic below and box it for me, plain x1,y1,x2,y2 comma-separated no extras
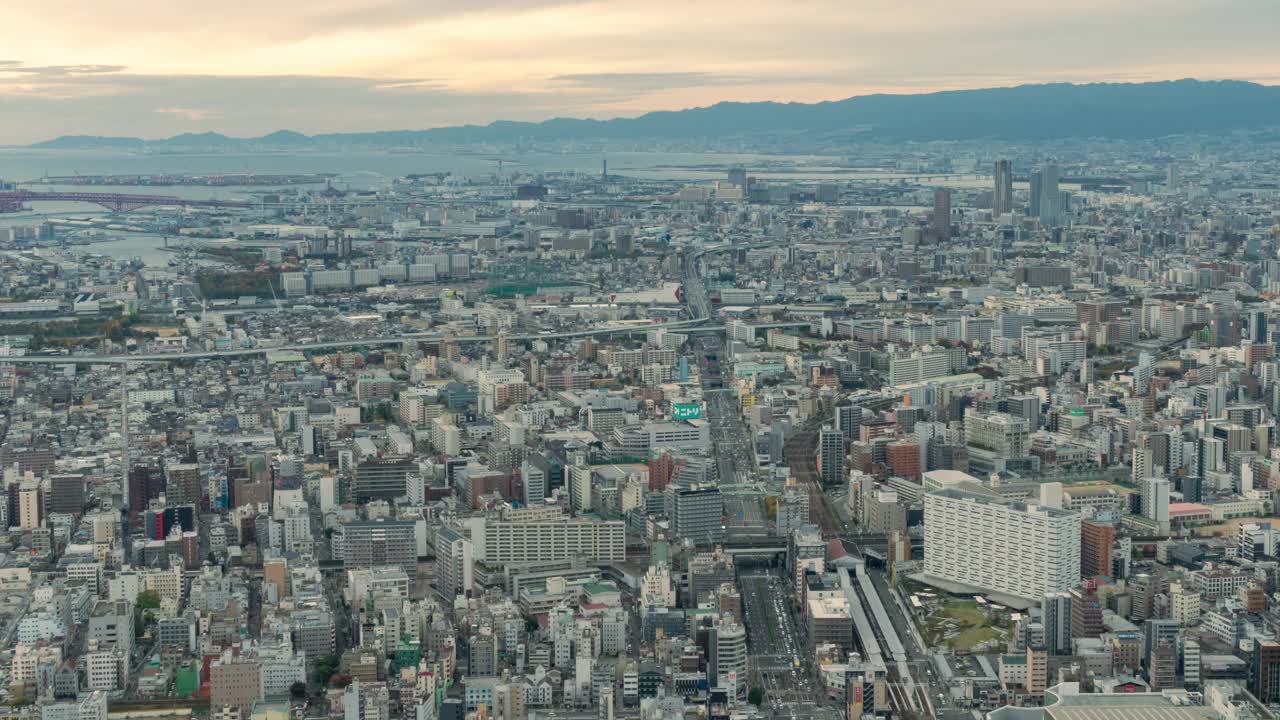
3,0,1279,144
13,78,1280,146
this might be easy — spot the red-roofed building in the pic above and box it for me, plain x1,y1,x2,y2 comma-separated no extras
1169,502,1213,527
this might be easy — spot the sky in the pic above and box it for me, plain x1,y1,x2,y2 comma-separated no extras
1,0,1278,144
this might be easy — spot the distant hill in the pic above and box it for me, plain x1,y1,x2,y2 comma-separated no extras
32,135,147,149
30,79,1280,149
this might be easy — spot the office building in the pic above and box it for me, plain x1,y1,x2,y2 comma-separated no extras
1013,265,1072,288
667,485,724,546
340,518,418,577
993,160,1013,215
1030,164,1065,226
930,188,952,240
354,457,413,501
709,623,747,698
963,411,1030,474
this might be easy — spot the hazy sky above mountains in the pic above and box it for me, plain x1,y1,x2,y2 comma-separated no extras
1,0,1277,143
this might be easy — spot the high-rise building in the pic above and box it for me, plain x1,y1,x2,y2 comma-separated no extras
472,516,626,565
521,455,550,506
17,481,41,530
834,405,865,439
963,411,1030,475
923,489,1081,601
1013,265,1072,288
1144,619,1180,690
885,440,922,481
1080,520,1115,579
45,474,86,516
435,524,473,599
127,463,164,529
1142,477,1171,525
667,485,724,546
164,463,202,507
340,518,418,578
817,426,845,487
709,623,747,698
1031,164,1065,226
1184,637,1201,688
1131,447,1154,485
209,657,263,710
993,160,1014,216
1026,646,1048,696
1252,639,1280,704
930,188,952,240
1042,592,1073,655
1147,640,1178,691
354,457,414,502
887,348,951,386
1070,584,1104,639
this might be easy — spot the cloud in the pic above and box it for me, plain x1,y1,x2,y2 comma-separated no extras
0,62,125,76
551,72,756,91
0,73,598,142
371,80,451,93
154,107,215,121
0,0,1278,142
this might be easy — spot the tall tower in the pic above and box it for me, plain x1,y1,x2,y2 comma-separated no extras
930,188,952,240
993,159,1013,216
1035,164,1062,226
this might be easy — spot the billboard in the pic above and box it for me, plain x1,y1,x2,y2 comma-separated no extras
673,403,703,420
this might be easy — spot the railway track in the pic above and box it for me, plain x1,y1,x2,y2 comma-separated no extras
783,429,842,537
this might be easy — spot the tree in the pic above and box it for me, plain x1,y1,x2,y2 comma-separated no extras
748,688,765,707
290,682,308,700
137,590,161,610
313,655,340,686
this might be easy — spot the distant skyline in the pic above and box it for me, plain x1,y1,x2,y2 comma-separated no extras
2,0,1279,144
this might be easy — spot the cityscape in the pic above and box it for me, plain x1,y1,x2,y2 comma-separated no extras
4,5,1280,720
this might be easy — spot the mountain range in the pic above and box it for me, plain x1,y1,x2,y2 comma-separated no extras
30,79,1280,150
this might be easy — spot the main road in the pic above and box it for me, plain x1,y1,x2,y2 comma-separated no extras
3,318,807,365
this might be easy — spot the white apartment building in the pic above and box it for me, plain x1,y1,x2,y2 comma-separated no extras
472,517,625,566
924,488,1080,601
887,349,951,386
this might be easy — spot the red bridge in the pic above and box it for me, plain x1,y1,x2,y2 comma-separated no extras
0,190,251,213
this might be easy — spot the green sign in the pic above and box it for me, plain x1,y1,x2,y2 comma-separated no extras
1069,408,1086,416
673,403,703,420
